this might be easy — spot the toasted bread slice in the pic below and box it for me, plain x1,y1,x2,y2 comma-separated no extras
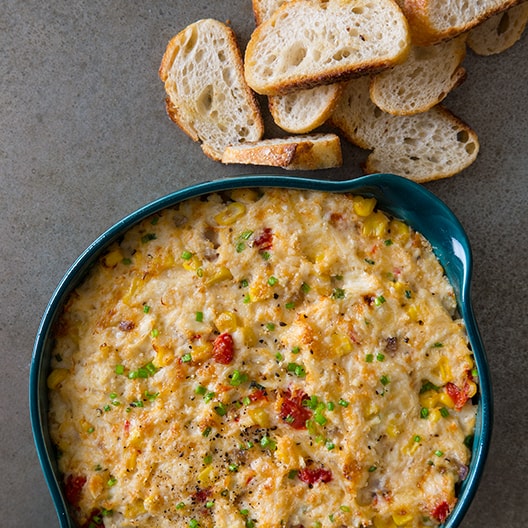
330,77,479,182
221,133,342,170
369,36,467,116
244,0,410,96
268,84,343,133
396,0,525,45
159,19,264,161
467,2,528,55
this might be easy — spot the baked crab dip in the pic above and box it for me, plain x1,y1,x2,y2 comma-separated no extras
46,187,480,528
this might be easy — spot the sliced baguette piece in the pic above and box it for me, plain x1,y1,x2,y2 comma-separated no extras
467,1,528,55
159,19,264,161
252,0,343,133
268,83,343,133
221,133,343,170
244,0,411,96
369,36,467,116
252,0,290,25
330,77,479,182
396,0,525,45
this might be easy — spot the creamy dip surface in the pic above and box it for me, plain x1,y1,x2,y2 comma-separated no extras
47,188,478,528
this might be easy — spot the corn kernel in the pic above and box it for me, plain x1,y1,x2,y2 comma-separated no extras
241,326,257,347
198,464,216,486
419,390,439,409
214,202,246,226
389,219,410,243
392,511,414,526
362,211,389,238
230,188,259,203
182,254,202,272
406,304,419,322
373,516,397,528
429,408,442,423
466,380,477,398
386,419,402,438
353,196,377,217
102,249,123,268
191,342,213,362
363,401,380,419
47,368,68,390
122,276,143,305
248,407,270,428
205,266,233,286
154,344,174,367
438,391,455,409
249,281,272,302
125,449,138,471
124,500,146,518
437,357,452,383
402,437,420,456
216,311,238,333
331,332,353,356
87,474,104,499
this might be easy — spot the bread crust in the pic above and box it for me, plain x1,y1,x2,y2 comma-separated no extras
398,0,526,45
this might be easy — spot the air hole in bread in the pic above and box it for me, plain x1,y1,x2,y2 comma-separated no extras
218,50,226,62
197,85,214,115
457,130,469,143
182,26,198,54
333,48,351,61
288,45,307,67
497,12,511,35
352,6,364,14
465,142,477,155
222,68,234,86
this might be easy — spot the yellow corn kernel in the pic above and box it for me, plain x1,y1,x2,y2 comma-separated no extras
402,436,420,456
153,344,174,367
102,249,123,268
205,266,233,286
419,390,439,409
353,196,377,217
249,280,272,302
362,211,389,238
241,326,258,347
143,494,160,512
466,379,477,398
198,464,216,487
438,391,455,409
214,202,246,226
386,419,402,439
122,276,143,305
429,408,442,423
363,401,380,419
124,500,146,518
47,368,68,390
406,304,419,322
191,341,213,362
331,332,354,356
437,357,453,383
392,511,414,526
230,188,259,203
127,430,142,448
216,311,238,333
125,449,138,471
80,418,94,435
182,254,202,272
248,407,270,428
87,474,104,499
373,516,397,528
275,436,302,466
389,219,410,243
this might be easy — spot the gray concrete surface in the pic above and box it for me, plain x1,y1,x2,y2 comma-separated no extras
1,1,527,526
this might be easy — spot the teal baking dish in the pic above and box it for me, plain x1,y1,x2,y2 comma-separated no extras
29,173,492,527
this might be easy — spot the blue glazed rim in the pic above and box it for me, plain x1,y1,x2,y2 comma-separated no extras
29,173,492,528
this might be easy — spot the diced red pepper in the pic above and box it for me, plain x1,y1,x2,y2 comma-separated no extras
212,332,234,365
254,228,273,251
431,500,451,523
446,382,470,411
279,389,312,429
298,467,333,485
249,389,267,402
64,474,86,508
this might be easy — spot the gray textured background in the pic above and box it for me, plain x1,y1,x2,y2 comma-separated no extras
1,1,527,526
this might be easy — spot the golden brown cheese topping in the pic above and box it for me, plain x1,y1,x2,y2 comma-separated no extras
47,188,478,528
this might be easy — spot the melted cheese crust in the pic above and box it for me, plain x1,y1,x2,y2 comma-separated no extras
48,189,477,528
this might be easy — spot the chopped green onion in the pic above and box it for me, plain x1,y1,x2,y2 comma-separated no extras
176,502,185,510
338,398,349,407
195,311,203,322
331,288,346,299
384,239,393,246
204,391,215,403
143,305,150,313
380,375,390,386
214,403,228,416
150,328,159,338
228,463,238,472
326,441,335,450
440,407,450,418
181,250,193,260
365,353,374,363
285,301,296,310
374,295,386,306
301,282,311,293
414,435,421,443
327,402,335,411
314,413,327,426
202,427,212,437
115,364,125,375
376,353,385,362
267,276,278,286
434,450,444,457
368,465,377,472
195,385,207,395
141,233,157,243
266,323,275,331
432,342,444,348
340,505,351,512
260,435,277,451
240,229,253,240
181,353,192,363
107,477,117,487
364,258,375,265
420,407,429,419
404,290,412,299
